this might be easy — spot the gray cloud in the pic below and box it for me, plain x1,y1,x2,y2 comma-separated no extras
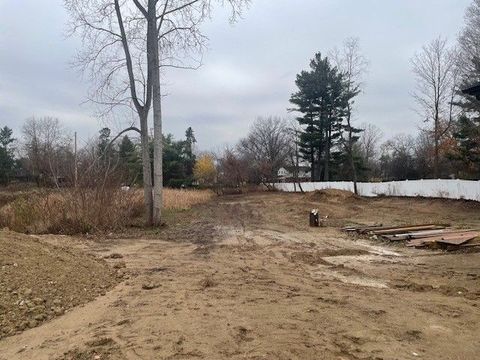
0,0,471,150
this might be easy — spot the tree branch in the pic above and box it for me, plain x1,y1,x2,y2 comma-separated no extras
132,0,148,17
114,0,143,113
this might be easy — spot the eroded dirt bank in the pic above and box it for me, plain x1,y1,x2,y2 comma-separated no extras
1,192,479,359
0,231,119,339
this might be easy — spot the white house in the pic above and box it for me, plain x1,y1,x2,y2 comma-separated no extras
277,165,311,182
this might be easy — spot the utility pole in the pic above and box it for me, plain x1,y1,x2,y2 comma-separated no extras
74,131,78,188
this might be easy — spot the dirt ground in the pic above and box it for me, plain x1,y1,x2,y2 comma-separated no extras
1,191,479,360
0,232,120,339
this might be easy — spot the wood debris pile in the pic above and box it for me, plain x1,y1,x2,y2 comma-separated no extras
343,224,480,249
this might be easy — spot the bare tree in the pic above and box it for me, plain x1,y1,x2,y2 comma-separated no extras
380,134,418,180
238,117,290,187
66,0,153,223
215,147,248,193
22,117,73,187
331,37,368,194
458,0,480,81
411,36,459,178
66,0,248,225
285,119,304,192
358,122,383,177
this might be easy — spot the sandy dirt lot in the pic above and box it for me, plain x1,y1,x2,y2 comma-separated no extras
1,191,479,359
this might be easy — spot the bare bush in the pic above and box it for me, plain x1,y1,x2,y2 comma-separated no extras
22,117,73,187
0,188,143,234
0,188,212,234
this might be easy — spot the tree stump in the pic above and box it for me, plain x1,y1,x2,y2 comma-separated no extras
310,209,319,227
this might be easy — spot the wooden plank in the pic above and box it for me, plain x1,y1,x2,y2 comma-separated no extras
372,225,446,235
436,234,479,246
406,233,479,247
342,224,383,232
417,231,479,243
388,229,478,241
344,224,435,234
459,241,480,248
384,229,447,241
408,229,478,239
362,223,437,233
406,239,430,247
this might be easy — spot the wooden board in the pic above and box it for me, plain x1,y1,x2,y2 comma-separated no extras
361,223,438,233
406,238,431,247
435,234,479,246
372,225,446,235
383,229,446,241
406,232,479,247
459,241,480,248
386,229,479,241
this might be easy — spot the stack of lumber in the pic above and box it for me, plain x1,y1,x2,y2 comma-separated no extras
343,224,480,249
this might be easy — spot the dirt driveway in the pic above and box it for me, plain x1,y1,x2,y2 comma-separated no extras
1,192,479,359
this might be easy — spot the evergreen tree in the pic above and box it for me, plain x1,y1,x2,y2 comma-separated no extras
147,129,199,188
118,135,142,185
97,127,118,171
98,127,111,156
0,126,16,185
184,127,196,178
162,134,188,187
289,53,349,181
289,68,319,181
451,115,480,178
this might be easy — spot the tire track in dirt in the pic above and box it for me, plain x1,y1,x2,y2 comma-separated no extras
1,193,479,359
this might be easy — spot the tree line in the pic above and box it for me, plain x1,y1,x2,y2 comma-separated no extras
3,1,480,199
214,0,480,190
0,117,198,189
378,0,480,181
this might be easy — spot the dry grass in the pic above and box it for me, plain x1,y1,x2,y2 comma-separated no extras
0,188,144,234
0,187,214,235
163,188,214,210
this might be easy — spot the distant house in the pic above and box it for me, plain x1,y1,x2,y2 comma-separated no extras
277,165,311,182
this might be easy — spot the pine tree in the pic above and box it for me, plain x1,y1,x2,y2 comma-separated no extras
0,126,16,185
289,53,349,181
184,127,196,178
451,115,480,178
97,127,111,156
118,135,142,185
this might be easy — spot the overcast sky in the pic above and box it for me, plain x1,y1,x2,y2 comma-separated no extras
0,0,471,151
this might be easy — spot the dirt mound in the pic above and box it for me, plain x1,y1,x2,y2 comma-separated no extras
308,189,359,203
0,231,119,339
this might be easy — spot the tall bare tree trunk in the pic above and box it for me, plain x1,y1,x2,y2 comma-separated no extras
434,124,439,178
434,103,440,178
148,0,163,226
140,112,154,225
346,109,358,194
114,0,154,226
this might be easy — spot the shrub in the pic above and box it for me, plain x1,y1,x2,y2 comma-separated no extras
0,188,143,234
0,188,213,234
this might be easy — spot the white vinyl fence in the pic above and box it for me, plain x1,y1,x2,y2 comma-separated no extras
274,179,480,202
